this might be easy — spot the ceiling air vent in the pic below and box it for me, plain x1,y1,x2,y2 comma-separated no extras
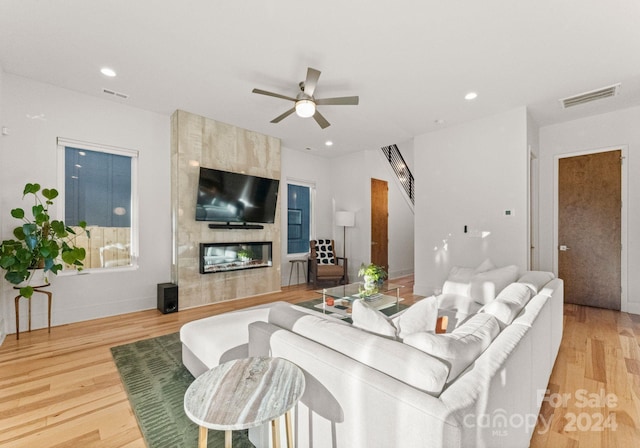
102,88,129,99
560,83,620,109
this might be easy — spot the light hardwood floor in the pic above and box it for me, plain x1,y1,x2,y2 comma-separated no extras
0,277,638,447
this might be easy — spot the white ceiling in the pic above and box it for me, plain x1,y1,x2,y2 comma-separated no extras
1,0,640,156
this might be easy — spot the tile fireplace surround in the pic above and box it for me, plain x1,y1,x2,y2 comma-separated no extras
171,109,281,308
200,242,273,274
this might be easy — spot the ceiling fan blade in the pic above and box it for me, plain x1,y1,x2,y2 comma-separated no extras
313,110,331,129
303,68,321,97
315,96,359,106
270,107,296,123
252,88,296,102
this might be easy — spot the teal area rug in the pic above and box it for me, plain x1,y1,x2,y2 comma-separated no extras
110,333,254,448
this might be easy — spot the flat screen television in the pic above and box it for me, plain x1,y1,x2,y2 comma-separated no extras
195,167,280,224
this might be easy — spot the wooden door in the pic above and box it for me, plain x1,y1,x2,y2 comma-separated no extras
371,178,388,272
558,150,621,309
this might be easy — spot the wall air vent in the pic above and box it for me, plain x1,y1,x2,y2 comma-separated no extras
102,88,129,99
560,83,620,109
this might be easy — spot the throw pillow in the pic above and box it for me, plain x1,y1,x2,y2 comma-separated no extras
314,239,336,265
475,258,496,273
392,297,438,340
468,265,519,305
480,282,532,329
351,297,439,340
403,313,500,381
351,300,397,338
517,271,555,295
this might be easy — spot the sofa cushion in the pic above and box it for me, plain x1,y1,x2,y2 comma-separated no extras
469,265,519,305
269,302,450,395
442,259,495,296
517,271,555,295
403,313,500,382
351,297,438,340
442,267,475,296
480,283,532,329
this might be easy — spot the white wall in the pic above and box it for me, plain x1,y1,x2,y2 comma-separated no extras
0,65,6,344
396,138,415,173
280,147,415,284
279,147,332,284
0,74,171,336
539,105,640,314
413,107,529,296
331,149,415,281
527,111,540,270
330,151,369,280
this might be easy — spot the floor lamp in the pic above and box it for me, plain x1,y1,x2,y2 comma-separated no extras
335,211,355,260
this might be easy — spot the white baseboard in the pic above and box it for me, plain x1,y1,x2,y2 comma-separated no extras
6,296,156,335
389,268,414,280
624,302,640,316
0,317,6,346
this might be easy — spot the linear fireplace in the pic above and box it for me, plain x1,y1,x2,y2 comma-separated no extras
199,241,273,274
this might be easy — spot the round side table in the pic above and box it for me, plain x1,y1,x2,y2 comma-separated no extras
184,356,306,448
14,283,52,340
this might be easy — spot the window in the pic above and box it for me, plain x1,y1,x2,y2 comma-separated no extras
58,138,138,270
287,183,314,255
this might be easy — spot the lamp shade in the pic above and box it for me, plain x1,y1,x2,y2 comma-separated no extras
335,211,355,227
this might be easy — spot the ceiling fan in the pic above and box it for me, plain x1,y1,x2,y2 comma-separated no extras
252,67,359,129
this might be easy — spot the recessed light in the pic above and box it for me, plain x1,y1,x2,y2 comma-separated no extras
434,119,445,125
325,140,333,147
464,92,478,101
100,67,117,77
305,147,312,151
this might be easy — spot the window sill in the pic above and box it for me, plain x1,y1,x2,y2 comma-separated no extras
58,264,139,277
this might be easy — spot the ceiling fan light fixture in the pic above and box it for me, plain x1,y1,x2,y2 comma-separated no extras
295,99,316,118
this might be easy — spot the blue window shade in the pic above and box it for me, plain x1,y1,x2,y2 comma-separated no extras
287,184,310,254
65,147,132,227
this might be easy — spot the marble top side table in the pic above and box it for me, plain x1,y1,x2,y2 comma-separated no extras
184,356,306,448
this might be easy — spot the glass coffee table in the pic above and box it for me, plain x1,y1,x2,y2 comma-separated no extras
313,281,404,318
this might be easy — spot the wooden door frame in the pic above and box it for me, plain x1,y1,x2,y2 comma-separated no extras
553,145,629,312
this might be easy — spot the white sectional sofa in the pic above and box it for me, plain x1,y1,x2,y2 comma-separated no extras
180,269,563,448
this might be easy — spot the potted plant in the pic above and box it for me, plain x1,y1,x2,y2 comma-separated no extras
358,263,388,287
237,247,253,262
0,183,90,298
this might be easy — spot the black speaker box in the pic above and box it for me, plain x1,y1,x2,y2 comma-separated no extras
157,283,178,314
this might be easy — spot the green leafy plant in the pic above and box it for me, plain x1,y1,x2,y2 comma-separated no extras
0,183,90,298
237,248,253,260
358,263,388,283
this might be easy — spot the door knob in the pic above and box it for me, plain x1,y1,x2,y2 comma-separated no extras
559,245,570,251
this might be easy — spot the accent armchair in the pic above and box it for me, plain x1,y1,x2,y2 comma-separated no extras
309,239,348,288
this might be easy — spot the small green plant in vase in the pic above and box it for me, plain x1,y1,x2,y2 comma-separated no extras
358,263,388,288
0,183,90,298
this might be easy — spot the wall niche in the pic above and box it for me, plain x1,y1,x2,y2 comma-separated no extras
171,110,281,308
